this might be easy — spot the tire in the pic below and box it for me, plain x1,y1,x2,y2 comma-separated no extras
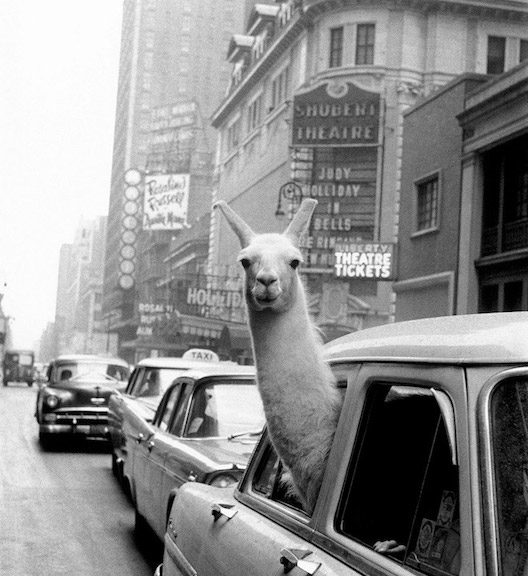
3,380,7,387
39,431,53,449
111,452,119,478
28,381,34,387
134,508,149,539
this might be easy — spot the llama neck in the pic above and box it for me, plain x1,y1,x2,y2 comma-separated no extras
247,282,340,494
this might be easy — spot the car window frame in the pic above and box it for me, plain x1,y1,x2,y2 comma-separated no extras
152,381,184,431
309,361,470,575
477,366,528,576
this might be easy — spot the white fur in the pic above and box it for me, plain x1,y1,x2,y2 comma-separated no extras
215,199,341,511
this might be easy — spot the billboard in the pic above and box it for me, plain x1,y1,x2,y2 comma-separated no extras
334,243,396,280
292,82,381,147
143,173,190,231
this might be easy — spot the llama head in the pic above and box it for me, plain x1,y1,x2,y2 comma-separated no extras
214,198,317,312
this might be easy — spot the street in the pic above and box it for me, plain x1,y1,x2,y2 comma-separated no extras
0,383,161,576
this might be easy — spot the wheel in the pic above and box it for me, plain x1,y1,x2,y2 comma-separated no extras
3,380,7,386
39,431,53,449
111,452,119,478
134,508,149,539
28,381,34,387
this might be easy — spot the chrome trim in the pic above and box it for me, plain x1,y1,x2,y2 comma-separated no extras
477,366,528,576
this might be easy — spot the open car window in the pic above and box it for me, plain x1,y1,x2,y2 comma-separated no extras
337,383,460,576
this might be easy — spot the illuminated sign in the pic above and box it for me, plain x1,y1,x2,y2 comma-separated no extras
292,82,380,147
334,243,396,280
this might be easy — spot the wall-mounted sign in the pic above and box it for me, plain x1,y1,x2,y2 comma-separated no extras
334,243,396,280
136,302,177,338
292,82,381,147
143,173,190,231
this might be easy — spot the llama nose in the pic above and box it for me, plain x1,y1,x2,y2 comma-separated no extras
257,270,278,287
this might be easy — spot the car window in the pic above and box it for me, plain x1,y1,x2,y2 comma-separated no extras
337,383,460,576
157,384,182,432
55,361,129,383
252,442,305,512
133,367,189,398
490,377,528,576
184,380,265,438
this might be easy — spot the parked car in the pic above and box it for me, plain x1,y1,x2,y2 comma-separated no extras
35,354,130,447
107,350,234,487
128,363,265,541
157,312,528,576
3,349,35,386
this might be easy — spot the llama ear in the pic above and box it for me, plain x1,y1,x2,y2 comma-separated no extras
284,198,317,242
214,200,255,248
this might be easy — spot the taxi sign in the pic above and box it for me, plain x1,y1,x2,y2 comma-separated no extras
182,348,220,362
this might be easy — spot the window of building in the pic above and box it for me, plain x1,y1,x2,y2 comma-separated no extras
521,39,528,63
329,27,344,68
247,95,262,133
481,134,528,256
270,66,289,111
487,36,506,74
416,175,440,232
337,384,460,575
356,23,375,65
226,117,241,152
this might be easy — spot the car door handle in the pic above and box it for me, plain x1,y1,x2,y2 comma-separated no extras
211,502,237,521
134,433,144,443
279,548,321,575
147,440,155,452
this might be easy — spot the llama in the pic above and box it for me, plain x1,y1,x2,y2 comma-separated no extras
214,198,341,511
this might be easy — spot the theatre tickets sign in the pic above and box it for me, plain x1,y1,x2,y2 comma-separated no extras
292,81,380,147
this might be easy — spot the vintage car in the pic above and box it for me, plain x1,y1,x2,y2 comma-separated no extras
156,312,528,576
107,350,234,488
3,349,35,386
35,354,130,447
128,364,265,542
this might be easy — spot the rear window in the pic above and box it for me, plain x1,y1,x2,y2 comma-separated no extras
55,362,129,383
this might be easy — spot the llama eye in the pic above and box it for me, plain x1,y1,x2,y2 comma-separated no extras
240,258,251,269
290,259,300,270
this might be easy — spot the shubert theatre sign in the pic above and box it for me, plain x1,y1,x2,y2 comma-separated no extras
292,82,380,147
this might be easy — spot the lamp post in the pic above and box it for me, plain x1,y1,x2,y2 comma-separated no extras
275,181,305,219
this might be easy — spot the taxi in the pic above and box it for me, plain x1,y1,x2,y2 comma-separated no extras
128,363,264,541
156,312,528,576
107,349,230,489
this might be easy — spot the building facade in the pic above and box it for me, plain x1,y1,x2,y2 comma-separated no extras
103,0,250,363
396,61,528,319
210,0,528,344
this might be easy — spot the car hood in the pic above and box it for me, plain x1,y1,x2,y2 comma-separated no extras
180,436,257,468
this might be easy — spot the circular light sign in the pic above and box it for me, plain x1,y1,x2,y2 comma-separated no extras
124,200,139,215
122,215,138,230
121,230,136,244
119,275,134,290
120,245,136,259
120,260,135,274
124,185,140,201
124,169,142,186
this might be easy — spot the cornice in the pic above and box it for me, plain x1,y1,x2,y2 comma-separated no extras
212,0,528,128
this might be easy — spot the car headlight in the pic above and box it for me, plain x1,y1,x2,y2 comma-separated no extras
209,474,238,488
45,395,60,409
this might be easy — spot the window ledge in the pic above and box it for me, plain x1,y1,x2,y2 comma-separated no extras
411,227,439,239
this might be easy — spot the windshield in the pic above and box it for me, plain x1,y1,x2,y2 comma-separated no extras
56,362,129,384
134,367,191,398
185,382,264,439
491,377,528,575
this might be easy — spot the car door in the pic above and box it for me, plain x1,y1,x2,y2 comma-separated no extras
139,382,184,538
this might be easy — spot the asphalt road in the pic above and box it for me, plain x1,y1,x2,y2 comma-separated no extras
0,383,162,576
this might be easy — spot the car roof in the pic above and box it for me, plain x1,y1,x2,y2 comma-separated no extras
324,312,528,365
134,357,243,370
171,363,256,382
53,354,129,367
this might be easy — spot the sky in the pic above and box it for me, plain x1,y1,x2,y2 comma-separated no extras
0,1,123,348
